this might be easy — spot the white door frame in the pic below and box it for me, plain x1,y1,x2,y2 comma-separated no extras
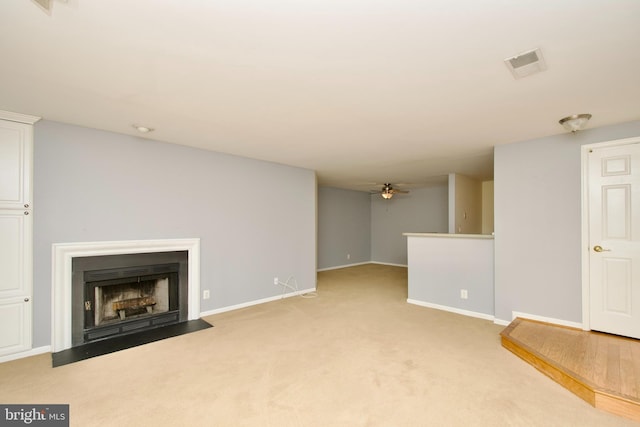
581,135,640,331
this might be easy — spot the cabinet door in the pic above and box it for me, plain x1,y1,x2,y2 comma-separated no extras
0,297,31,356
0,120,32,209
0,207,32,357
0,210,32,299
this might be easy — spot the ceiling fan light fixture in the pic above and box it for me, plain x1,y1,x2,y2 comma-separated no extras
559,114,592,132
375,183,408,199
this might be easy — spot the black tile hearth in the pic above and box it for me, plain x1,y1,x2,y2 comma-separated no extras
52,319,213,367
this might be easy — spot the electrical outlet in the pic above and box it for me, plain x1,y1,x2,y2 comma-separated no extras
347,253,351,260
203,290,210,300
274,277,279,285
460,289,468,299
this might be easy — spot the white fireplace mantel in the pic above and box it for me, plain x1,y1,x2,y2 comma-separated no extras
52,238,201,352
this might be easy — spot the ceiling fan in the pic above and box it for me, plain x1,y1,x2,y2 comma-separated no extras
371,183,409,200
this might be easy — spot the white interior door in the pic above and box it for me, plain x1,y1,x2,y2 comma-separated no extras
588,142,640,339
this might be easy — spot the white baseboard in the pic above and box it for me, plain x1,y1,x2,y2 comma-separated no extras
317,262,370,272
407,299,494,322
371,261,408,268
493,318,511,326
0,345,51,364
511,311,583,329
200,287,317,317
317,261,407,272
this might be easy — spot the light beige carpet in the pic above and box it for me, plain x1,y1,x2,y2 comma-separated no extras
0,264,636,426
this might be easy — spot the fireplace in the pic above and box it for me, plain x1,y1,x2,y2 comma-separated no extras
71,251,188,347
52,239,202,353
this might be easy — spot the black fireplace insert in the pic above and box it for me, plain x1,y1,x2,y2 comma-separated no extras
82,263,180,343
71,251,189,347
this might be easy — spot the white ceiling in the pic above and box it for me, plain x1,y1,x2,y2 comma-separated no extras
2,0,639,191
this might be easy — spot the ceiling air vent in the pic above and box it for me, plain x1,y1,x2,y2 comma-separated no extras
504,48,547,79
33,0,51,11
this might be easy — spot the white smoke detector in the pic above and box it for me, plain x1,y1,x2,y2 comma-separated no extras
504,48,547,79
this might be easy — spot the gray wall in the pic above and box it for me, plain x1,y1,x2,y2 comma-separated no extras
494,120,640,323
371,185,448,265
33,120,317,347
317,187,371,270
407,236,494,316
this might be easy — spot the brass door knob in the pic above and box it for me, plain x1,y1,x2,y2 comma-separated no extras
593,245,611,252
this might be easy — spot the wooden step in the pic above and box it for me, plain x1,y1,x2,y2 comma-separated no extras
500,317,640,423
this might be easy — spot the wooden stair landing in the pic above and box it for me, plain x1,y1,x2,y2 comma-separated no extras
501,317,640,422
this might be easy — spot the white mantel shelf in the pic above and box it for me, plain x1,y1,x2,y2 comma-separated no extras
403,232,494,239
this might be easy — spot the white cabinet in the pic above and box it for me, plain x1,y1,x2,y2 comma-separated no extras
0,111,39,358
0,119,32,210
0,297,32,356
0,211,31,298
